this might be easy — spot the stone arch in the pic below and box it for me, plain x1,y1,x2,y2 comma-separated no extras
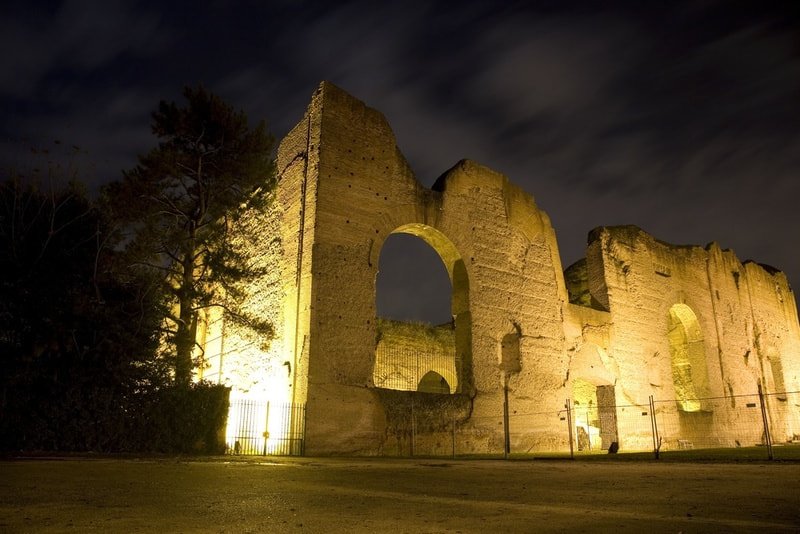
668,303,710,411
375,232,452,324
372,223,471,394
386,223,470,317
418,370,453,394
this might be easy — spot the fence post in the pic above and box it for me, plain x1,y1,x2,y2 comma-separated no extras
565,399,574,459
649,395,660,460
503,381,510,460
452,412,456,459
757,384,774,461
410,397,415,457
262,401,271,456
300,403,307,457
586,407,591,451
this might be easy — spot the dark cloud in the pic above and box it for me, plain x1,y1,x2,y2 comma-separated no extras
2,0,798,320
0,0,164,98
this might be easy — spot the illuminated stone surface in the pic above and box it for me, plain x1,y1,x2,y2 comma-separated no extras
205,82,800,455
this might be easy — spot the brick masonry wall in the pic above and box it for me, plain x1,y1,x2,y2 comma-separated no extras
591,226,800,447
213,82,800,455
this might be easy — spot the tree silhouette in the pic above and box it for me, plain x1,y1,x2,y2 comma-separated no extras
106,86,276,385
0,173,166,451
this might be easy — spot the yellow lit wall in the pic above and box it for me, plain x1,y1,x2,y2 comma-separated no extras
198,82,800,456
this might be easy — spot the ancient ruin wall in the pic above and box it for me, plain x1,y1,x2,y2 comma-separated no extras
291,82,574,454
587,225,800,447
196,191,288,399
741,260,800,439
213,82,800,456
196,91,325,413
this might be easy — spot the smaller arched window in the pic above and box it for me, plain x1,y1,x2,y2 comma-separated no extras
764,346,787,400
418,371,451,394
500,331,521,373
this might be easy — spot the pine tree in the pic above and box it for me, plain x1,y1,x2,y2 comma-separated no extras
107,86,276,385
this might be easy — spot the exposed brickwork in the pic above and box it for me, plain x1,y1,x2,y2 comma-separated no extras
210,82,800,455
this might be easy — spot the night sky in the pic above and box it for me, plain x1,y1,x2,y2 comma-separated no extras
2,1,798,324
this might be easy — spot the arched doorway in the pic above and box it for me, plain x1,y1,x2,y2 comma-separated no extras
372,224,470,394
418,370,451,394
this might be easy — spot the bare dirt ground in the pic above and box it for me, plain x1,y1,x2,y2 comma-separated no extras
1,456,798,533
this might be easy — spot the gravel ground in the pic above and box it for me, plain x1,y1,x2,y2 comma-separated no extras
1,456,798,533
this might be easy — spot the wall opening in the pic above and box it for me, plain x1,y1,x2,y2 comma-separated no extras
500,328,521,374
373,224,471,394
572,378,618,451
376,233,452,324
418,371,451,394
763,346,787,400
668,303,710,412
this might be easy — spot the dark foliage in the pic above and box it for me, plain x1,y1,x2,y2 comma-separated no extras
0,176,232,453
0,175,171,452
127,382,230,454
0,84,275,452
106,85,276,385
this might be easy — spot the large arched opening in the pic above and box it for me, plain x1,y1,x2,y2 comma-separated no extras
373,224,471,394
668,303,710,412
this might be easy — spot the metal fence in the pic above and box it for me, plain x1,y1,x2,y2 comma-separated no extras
226,400,306,456
224,390,799,459
374,343,458,393
391,388,800,461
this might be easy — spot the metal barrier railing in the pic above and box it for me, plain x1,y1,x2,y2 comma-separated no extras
389,388,800,460
227,400,306,456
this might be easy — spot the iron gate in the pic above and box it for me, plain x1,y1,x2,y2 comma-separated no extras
227,400,306,456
